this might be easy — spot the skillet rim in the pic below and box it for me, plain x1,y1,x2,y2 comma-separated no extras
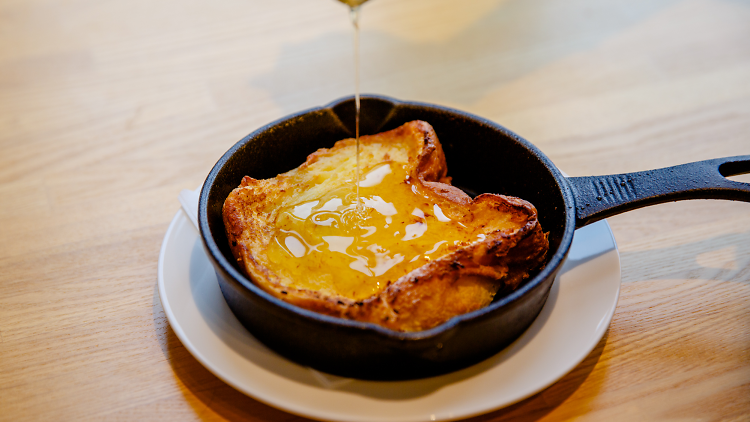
198,94,578,341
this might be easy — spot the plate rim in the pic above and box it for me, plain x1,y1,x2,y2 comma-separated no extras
158,210,621,422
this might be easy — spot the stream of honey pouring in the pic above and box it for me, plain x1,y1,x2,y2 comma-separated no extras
351,4,362,211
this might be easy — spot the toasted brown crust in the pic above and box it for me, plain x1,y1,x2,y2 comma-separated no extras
223,121,548,332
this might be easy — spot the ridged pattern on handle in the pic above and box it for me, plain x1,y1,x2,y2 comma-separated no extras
591,175,637,205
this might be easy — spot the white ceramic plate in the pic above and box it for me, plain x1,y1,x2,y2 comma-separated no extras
158,210,620,422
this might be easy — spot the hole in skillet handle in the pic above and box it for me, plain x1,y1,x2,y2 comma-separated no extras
200,94,576,380
720,159,750,183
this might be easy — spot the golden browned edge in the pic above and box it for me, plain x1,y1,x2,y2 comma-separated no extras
223,121,549,332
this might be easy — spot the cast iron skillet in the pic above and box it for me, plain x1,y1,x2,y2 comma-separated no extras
199,95,750,380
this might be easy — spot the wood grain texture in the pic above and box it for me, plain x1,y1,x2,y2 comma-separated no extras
0,0,748,420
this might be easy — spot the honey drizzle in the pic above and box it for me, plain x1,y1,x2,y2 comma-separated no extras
266,162,486,301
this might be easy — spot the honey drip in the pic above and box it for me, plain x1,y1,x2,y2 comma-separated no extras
350,5,362,212
266,162,485,301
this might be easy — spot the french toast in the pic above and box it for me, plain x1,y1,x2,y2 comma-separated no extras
223,121,548,332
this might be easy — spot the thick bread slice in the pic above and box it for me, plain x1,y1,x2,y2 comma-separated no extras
223,121,548,332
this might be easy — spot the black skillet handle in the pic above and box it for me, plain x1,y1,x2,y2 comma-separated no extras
568,155,750,229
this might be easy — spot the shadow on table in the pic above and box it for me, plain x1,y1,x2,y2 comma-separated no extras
163,323,309,421
461,331,608,422
618,230,750,283
152,280,300,420
251,0,678,114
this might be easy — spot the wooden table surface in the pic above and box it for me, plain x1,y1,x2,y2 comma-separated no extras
2,0,749,420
